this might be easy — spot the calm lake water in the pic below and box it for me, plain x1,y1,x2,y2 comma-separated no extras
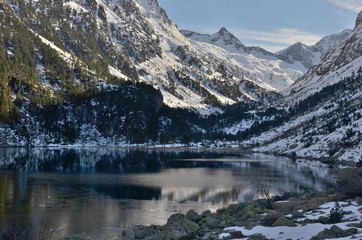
0,148,335,238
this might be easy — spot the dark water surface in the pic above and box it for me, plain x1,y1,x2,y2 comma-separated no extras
0,148,335,238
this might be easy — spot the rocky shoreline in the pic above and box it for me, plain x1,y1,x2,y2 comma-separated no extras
67,191,362,240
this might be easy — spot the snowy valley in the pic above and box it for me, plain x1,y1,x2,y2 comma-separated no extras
0,0,361,163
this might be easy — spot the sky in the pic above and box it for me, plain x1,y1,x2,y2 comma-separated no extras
157,0,361,52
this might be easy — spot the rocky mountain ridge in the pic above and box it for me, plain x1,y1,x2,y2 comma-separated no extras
1,0,351,113
1,0,304,114
284,11,362,104
276,29,352,70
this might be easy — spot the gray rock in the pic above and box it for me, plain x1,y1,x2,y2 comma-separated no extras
201,210,212,218
318,216,330,224
302,218,317,224
261,213,281,226
346,222,360,228
242,204,255,214
167,213,185,230
227,203,243,213
218,220,226,228
186,209,201,222
315,228,336,239
182,218,200,235
343,228,358,237
197,226,210,236
222,214,236,225
330,225,343,237
272,216,297,227
120,229,135,240
165,230,184,240
216,208,226,214
132,225,157,239
205,216,218,228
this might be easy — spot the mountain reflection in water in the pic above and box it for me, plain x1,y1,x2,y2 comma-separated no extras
0,148,335,238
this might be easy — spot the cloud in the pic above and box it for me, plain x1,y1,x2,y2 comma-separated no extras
325,0,362,13
231,28,323,49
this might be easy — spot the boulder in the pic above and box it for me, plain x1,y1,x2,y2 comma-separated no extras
201,210,212,218
165,230,184,240
261,213,281,226
315,228,336,239
272,216,297,227
229,230,244,239
222,214,235,225
343,228,358,237
205,216,218,228
186,209,201,222
120,229,135,240
132,225,157,239
167,213,185,229
182,218,200,235
218,220,226,228
330,225,343,237
318,216,330,224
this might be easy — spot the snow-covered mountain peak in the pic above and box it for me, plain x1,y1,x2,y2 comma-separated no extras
276,30,351,71
136,0,173,25
216,27,233,37
355,10,362,30
313,29,352,55
210,27,246,52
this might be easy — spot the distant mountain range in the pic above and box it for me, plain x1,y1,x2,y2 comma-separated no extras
0,0,361,161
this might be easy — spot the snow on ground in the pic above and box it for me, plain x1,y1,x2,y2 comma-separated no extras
64,1,89,13
283,49,362,102
219,201,362,240
108,65,129,80
222,119,255,135
34,33,75,63
243,84,362,161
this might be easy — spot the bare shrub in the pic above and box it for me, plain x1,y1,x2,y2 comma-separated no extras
251,177,273,209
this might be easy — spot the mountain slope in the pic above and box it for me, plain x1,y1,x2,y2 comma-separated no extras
232,11,362,161
283,12,362,104
181,28,305,92
2,0,306,115
244,71,362,161
276,29,352,71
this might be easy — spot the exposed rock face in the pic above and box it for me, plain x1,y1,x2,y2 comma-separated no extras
355,10,362,30
210,27,247,51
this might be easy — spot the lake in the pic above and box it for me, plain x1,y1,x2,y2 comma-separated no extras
0,148,335,238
